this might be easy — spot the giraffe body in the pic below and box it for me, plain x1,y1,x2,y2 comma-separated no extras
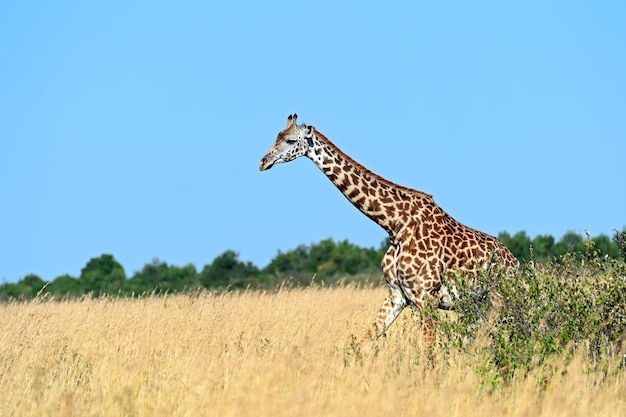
260,114,519,347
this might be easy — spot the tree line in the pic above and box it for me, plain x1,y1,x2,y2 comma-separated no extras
2,230,625,300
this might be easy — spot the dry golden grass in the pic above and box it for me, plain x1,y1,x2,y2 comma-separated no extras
1,286,625,417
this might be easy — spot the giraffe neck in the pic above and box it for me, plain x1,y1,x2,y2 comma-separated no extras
305,129,432,236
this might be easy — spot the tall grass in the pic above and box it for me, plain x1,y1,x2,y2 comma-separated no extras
1,275,626,417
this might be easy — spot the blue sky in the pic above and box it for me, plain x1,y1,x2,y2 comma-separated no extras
1,1,625,283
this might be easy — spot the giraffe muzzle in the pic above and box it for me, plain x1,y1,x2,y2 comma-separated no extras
259,156,274,171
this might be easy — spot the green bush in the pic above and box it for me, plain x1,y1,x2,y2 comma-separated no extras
434,239,626,386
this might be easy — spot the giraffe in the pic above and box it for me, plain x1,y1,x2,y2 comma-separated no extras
260,114,519,349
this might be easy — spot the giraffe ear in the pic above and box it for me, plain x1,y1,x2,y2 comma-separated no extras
286,113,298,128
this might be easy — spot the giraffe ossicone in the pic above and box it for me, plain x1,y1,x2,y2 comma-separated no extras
260,114,519,349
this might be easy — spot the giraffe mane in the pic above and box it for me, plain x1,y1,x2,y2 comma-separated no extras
311,128,434,201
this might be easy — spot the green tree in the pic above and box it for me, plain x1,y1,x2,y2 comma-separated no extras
330,239,382,275
264,245,310,277
21,274,46,297
591,234,620,259
308,239,338,275
0,274,46,299
499,231,532,261
48,274,81,298
614,229,626,260
199,250,259,289
553,231,584,256
79,254,126,296
0,282,22,299
531,234,555,261
126,259,199,294
263,238,384,283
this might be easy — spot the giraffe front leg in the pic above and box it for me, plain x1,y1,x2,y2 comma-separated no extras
360,242,406,351
361,288,407,350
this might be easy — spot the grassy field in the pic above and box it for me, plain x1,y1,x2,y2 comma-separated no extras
1,285,625,417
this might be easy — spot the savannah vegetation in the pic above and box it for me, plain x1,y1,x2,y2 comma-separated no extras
1,272,626,416
1,230,625,416
1,230,624,299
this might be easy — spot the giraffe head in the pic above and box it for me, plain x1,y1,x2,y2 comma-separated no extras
260,114,315,171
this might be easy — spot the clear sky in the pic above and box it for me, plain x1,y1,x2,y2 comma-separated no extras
1,1,625,283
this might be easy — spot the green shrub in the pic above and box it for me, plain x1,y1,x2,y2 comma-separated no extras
433,240,626,386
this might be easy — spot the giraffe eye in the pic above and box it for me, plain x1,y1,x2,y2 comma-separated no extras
285,139,297,144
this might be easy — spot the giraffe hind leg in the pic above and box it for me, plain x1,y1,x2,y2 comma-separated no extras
437,283,459,310
436,285,491,311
